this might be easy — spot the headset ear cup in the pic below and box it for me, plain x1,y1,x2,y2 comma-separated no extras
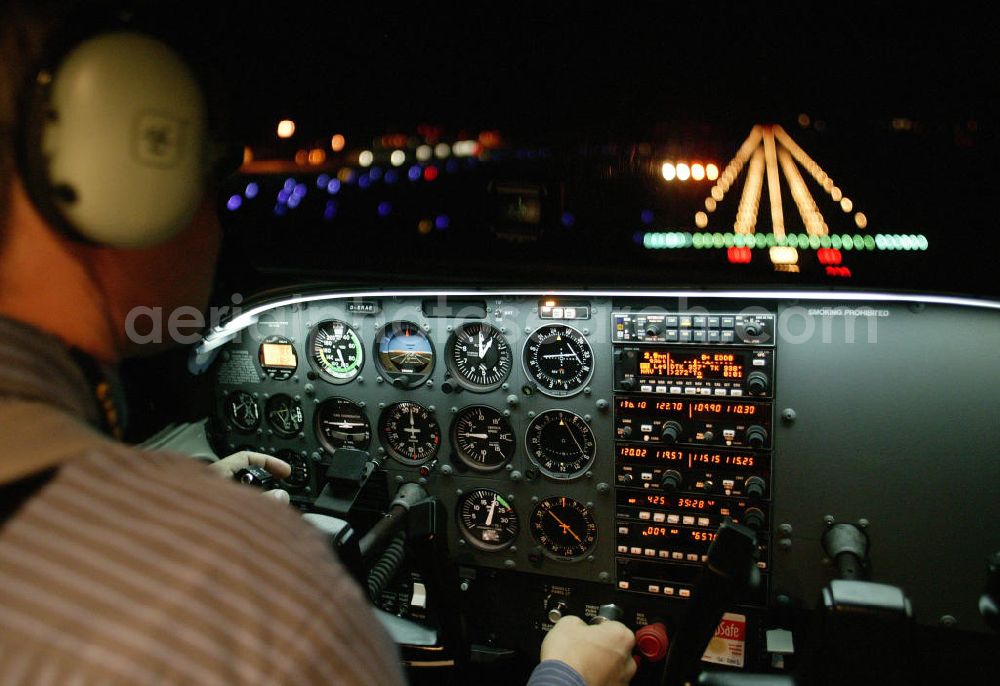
24,31,208,249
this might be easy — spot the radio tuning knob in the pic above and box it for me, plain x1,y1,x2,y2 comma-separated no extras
745,476,767,499
622,426,633,438
743,322,763,338
747,371,769,396
743,507,766,531
660,421,683,444
621,378,637,391
745,425,768,449
661,469,683,491
645,324,662,338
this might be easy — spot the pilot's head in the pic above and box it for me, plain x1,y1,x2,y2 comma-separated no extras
0,1,223,361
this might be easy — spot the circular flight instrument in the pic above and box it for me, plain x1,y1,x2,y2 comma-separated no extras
276,449,310,489
450,405,516,472
525,410,596,479
308,320,363,384
530,496,598,560
226,390,259,432
374,321,435,388
315,397,371,451
457,488,520,551
445,322,513,392
522,324,594,397
379,402,441,464
258,335,298,381
265,394,304,437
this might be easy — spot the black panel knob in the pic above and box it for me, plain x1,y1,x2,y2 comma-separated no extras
743,323,763,338
660,421,683,444
744,476,767,499
743,507,766,531
661,469,683,491
621,378,636,391
746,371,769,396
645,324,662,338
745,425,768,449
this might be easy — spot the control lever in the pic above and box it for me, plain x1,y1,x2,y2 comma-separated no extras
821,523,869,580
661,521,759,686
590,604,625,625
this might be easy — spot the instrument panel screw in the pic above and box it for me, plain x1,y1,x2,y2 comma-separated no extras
584,387,592,395
596,483,610,494
939,614,957,627
446,325,453,332
428,405,435,412
782,408,797,422
582,329,590,336
504,559,516,568
378,402,386,409
587,555,595,563
778,538,792,550
598,572,610,582
584,414,592,423
357,376,364,384
527,411,536,418
596,399,609,410
823,515,835,526
525,327,532,334
376,376,384,384
450,407,458,414
510,545,518,553
456,489,464,495
395,475,404,483
440,465,453,476
858,518,870,529
778,523,793,536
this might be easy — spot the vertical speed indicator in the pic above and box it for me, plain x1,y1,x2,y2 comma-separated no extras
522,324,594,397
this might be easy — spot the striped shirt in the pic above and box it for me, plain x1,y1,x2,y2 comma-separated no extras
0,316,405,685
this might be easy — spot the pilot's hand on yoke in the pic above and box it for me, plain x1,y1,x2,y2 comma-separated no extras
209,451,292,503
541,615,637,686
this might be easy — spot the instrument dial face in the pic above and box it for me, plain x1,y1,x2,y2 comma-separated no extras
445,322,513,392
315,397,371,451
308,320,363,384
526,410,596,479
226,391,260,432
258,335,298,381
277,449,310,489
522,325,594,397
374,321,435,388
530,496,598,560
379,402,441,464
265,394,304,438
451,405,516,472
457,488,519,551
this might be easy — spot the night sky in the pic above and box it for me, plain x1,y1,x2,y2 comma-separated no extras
193,3,999,294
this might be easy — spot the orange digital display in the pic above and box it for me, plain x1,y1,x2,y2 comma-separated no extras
261,343,297,368
617,397,765,421
638,350,745,380
616,445,757,469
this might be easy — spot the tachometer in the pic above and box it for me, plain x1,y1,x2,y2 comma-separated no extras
226,390,259,432
374,321,435,388
315,397,371,451
308,320,363,384
379,402,441,464
522,324,593,397
526,410,596,479
445,322,513,392
457,488,519,551
530,496,597,560
451,405,515,472
265,394,304,438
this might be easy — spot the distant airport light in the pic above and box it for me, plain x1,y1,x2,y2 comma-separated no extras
407,165,422,181
661,162,677,181
695,211,709,228
293,149,308,165
423,166,439,181
418,218,433,235
242,146,253,165
769,246,799,265
226,194,242,211
276,119,295,138
244,182,259,199
416,145,433,162
676,163,691,181
706,163,719,181
358,150,374,167
330,134,346,152
308,148,326,164
854,212,868,229
434,142,451,159
840,197,854,213
390,150,406,166
691,163,706,181
452,140,478,157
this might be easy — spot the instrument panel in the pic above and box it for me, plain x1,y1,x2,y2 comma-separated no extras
205,290,1000,650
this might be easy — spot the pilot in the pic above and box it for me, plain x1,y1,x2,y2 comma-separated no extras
0,3,636,685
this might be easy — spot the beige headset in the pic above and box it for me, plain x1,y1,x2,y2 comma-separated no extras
15,7,234,249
